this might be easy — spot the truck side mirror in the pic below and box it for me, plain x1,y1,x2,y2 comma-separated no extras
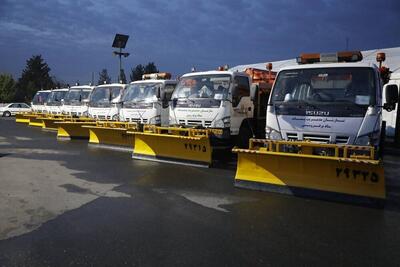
156,86,161,99
250,84,258,102
384,84,399,111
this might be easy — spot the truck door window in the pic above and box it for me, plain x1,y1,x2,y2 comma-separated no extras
232,76,250,106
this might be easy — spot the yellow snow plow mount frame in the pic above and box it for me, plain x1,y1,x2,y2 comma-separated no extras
41,116,68,130
55,118,96,139
15,112,38,124
233,139,385,202
131,125,223,167
83,121,138,150
26,113,68,128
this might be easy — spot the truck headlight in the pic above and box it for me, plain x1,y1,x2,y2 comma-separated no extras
354,136,370,146
214,117,230,128
112,114,119,121
148,115,161,125
169,116,177,125
266,127,282,140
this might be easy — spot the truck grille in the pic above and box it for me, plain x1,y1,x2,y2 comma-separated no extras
286,133,298,141
335,136,349,144
180,120,212,127
128,118,148,123
303,134,330,143
286,132,349,144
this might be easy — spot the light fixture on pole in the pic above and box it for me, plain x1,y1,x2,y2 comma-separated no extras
112,34,130,82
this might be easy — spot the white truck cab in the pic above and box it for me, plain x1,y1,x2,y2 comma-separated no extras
120,73,177,125
31,90,51,113
45,88,69,114
62,85,94,117
265,51,398,148
88,83,127,120
169,69,258,145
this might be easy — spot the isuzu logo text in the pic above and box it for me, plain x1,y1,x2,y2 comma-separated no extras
305,110,330,116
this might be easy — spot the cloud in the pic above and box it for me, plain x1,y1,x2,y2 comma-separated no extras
0,0,399,83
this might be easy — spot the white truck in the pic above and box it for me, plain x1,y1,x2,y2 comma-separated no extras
88,83,127,120
31,90,51,113
169,69,274,147
120,73,177,125
265,51,398,150
45,88,69,114
62,85,94,117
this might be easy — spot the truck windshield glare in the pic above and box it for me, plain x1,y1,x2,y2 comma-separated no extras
122,83,161,103
172,74,231,100
64,89,91,105
32,92,50,104
271,67,376,106
47,91,67,105
90,87,122,106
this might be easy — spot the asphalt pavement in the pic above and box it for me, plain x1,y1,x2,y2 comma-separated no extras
1,117,400,266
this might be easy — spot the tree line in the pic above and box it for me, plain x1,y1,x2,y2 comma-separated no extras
0,55,160,103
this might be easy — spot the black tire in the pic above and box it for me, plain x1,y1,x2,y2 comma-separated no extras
3,111,11,117
236,119,255,149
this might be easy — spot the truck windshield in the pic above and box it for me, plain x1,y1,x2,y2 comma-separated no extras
271,67,376,107
172,74,231,100
122,82,161,103
47,91,67,105
89,86,122,107
32,92,50,104
64,89,92,105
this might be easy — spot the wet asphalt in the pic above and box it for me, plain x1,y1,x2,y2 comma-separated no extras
1,117,400,266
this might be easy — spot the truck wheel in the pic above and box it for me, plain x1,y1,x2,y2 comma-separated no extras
3,111,11,117
237,120,254,149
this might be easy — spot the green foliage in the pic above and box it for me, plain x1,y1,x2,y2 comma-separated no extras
15,55,54,101
144,62,159,74
130,64,144,82
98,69,111,85
130,62,159,82
0,73,16,102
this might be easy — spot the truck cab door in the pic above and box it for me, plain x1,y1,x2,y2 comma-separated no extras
230,76,253,135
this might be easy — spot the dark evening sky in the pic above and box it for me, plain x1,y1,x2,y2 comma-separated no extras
0,0,399,84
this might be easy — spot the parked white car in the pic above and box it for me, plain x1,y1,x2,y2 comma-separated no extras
0,103,31,117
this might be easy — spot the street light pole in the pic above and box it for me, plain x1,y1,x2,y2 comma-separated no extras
112,34,130,83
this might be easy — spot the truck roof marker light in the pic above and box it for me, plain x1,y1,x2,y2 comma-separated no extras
103,81,107,84
217,66,224,71
224,64,229,71
142,72,172,80
376,52,386,68
191,67,196,72
266,63,273,71
297,51,362,64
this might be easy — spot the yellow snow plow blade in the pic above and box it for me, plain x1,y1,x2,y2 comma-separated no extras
41,117,66,130
28,114,46,127
83,121,137,150
131,126,221,167
55,118,96,139
233,139,385,202
15,112,33,123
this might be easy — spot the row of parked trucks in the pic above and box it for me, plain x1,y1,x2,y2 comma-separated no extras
17,50,399,206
